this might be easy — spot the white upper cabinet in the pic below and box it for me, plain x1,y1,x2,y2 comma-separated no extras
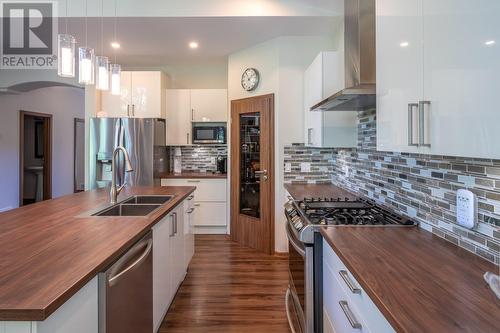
304,52,357,148
166,89,228,145
101,71,132,118
376,0,500,159
166,89,192,145
421,0,500,158
190,89,228,122
130,71,166,118
101,71,166,119
376,0,423,153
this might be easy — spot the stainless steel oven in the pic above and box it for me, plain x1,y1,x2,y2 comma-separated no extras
192,123,226,144
285,213,314,333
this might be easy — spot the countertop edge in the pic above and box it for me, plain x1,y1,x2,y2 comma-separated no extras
320,227,406,333
0,186,196,322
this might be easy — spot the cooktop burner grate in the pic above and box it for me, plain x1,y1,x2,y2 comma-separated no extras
298,197,414,226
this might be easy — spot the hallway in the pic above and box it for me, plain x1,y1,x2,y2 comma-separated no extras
159,235,291,333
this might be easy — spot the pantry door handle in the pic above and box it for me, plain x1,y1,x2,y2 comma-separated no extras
408,103,419,146
418,101,431,147
339,300,362,329
339,270,361,294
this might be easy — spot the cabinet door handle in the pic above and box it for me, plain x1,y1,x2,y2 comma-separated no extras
307,128,313,145
187,208,195,214
418,101,431,147
169,214,175,237
191,108,195,121
339,270,361,294
127,105,130,117
187,133,190,144
408,103,419,146
173,212,178,235
339,300,362,329
132,104,135,117
187,195,194,200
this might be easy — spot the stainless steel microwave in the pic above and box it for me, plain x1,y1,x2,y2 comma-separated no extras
192,123,226,144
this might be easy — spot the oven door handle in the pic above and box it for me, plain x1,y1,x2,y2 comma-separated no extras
286,223,305,258
285,287,298,333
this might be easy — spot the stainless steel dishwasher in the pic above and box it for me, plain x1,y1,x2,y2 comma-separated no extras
99,232,153,333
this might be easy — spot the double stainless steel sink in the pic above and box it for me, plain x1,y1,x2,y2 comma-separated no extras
93,195,173,217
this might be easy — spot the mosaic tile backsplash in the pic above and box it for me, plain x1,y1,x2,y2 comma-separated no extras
168,145,227,173
284,109,500,264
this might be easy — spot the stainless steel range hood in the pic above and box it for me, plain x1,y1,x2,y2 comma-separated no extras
311,0,376,112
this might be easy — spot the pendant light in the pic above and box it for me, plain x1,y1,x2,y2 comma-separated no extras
109,0,121,95
57,0,76,77
79,0,95,85
95,0,109,90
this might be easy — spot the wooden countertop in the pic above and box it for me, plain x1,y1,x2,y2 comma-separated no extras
321,227,500,333
284,183,357,201
0,186,195,321
159,171,227,179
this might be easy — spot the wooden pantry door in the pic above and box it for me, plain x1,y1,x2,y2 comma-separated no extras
230,94,275,255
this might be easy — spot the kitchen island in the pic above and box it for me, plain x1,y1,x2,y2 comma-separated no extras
0,186,195,325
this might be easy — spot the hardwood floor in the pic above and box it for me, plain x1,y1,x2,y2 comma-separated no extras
159,235,291,333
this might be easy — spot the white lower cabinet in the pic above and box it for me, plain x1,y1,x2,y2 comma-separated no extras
152,199,191,332
0,277,98,333
323,240,395,333
161,179,228,234
183,195,195,269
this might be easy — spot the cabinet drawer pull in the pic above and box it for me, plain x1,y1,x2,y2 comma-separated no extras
194,203,201,207
339,270,361,294
187,180,201,183
187,195,194,200
408,103,419,146
187,208,195,214
418,101,431,147
339,300,362,329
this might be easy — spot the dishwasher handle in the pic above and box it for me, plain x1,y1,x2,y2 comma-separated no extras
108,236,153,286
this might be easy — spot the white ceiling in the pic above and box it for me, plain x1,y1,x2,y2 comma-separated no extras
64,16,341,67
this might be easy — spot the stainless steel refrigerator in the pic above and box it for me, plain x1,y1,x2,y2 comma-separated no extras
89,118,167,189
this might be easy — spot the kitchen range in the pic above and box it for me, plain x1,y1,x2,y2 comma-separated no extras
284,189,417,333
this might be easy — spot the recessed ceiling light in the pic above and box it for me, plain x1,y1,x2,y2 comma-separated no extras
400,41,409,47
189,41,199,49
485,40,495,46
111,42,121,49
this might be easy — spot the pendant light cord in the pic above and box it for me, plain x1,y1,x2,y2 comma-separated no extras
100,0,104,54
85,0,88,46
113,0,117,63
65,0,68,34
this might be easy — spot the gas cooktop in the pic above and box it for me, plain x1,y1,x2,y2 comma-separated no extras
285,196,417,244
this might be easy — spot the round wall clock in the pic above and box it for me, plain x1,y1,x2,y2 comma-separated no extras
241,68,260,91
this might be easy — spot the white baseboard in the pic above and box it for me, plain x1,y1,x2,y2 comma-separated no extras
0,206,12,213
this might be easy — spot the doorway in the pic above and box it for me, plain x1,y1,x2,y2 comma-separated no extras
230,94,275,254
19,111,52,206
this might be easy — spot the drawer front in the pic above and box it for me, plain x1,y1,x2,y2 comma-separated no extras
323,240,395,333
323,260,371,333
192,202,227,226
161,179,226,202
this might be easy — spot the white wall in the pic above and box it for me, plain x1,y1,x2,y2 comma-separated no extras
228,35,337,252
0,86,85,210
126,62,228,89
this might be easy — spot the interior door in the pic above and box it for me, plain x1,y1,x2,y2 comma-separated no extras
230,94,274,255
